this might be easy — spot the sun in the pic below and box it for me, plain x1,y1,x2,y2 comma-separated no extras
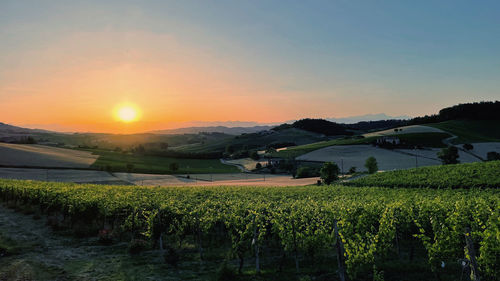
114,104,140,123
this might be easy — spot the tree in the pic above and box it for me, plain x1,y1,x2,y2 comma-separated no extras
365,157,378,174
169,162,179,172
320,162,340,185
250,151,260,160
348,166,356,174
437,146,460,165
160,142,169,150
486,151,500,161
463,143,474,151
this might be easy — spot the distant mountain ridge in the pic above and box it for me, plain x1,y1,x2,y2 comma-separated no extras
150,125,274,135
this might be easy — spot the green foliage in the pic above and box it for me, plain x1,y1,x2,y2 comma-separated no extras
295,166,318,178
320,162,340,184
365,157,378,174
487,151,500,161
1,179,499,279
346,160,500,189
348,166,357,174
463,143,473,150
437,146,460,165
427,120,500,144
250,151,260,160
90,150,239,174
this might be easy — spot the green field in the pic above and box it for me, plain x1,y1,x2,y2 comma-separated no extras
88,150,239,174
426,120,500,144
345,160,500,189
271,132,451,158
0,178,498,280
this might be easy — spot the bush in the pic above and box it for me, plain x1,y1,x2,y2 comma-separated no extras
320,162,340,185
463,143,474,150
365,157,378,174
296,166,319,178
437,146,460,165
250,151,260,160
128,239,149,255
348,166,357,174
487,151,500,161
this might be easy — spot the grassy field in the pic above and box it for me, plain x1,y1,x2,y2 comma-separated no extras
426,120,500,143
89,150,239,174
272,132,451,158
345,160,500,189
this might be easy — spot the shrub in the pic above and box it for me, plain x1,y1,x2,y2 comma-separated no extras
437,146,460,165
296,166,319,178
320,162,340,185
250,151,260,160
487,151,500,161
365,157,378,174
463,143,474,150
348,166,357,174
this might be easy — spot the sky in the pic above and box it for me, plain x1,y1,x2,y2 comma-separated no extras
1,0,499,133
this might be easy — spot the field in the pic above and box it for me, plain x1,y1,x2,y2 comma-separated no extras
345,160,500,189
296,143,480,172
0,143,98,168
363,125,445,137
426,120,500,144
88,150,239,174
0,168,129,185
271,132,451,159
0,176,498,280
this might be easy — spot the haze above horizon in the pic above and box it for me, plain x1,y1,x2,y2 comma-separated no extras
1,0,499,133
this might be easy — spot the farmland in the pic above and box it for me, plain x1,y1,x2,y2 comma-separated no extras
425,120,500,144
87,149,239,174
0,159,499,281
0,143,98,168
345,160,500,189
271,132,451,159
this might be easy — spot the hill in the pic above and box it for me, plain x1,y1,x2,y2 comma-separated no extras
174,128,328,156
344,160,500,189
425,120,500,143
150,125,273,135
273,118,353,136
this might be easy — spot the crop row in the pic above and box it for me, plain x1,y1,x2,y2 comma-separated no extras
0,179,498,280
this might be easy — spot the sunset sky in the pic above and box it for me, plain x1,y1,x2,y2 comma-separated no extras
1,1,499,133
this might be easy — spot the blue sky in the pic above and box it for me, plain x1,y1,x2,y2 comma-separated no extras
1,0,499,131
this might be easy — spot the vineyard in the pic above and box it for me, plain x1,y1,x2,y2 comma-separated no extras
0,179,499,280
345,161,500,189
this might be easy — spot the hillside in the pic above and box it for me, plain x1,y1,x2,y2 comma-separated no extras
345,160,500,189
174,127,328,154
425,120,500,144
